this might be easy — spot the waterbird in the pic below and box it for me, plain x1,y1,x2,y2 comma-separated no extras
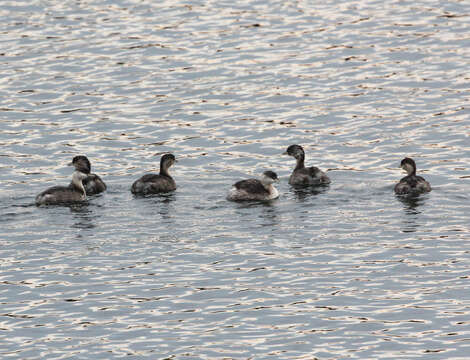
227,170,279,201
394,157,431,195
283,144,330,186
70,155,107,195
36,170,88,205
131,154,177,195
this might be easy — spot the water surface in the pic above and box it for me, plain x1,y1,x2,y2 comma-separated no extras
1,0,470,358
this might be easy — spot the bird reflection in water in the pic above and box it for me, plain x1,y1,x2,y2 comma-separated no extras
234,198,279,227
155,193,175,221
396,193,428,233
260,203,278,227
291,183,330,202
70,202,95,231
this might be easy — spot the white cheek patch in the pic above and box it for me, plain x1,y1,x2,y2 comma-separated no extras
402,163,414,174
262,176,273,184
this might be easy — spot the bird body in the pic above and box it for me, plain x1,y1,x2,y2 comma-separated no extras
284,144,330,185
131,154,177,195
227,171,279,201
36,171,88,205
70,155,106,195
394,157,431,195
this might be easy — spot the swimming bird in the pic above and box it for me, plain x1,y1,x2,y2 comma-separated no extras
283,144,330,185
70,155,106,195
394,157,431,195
131,154,177,195
227,170,279,201
35,170,88,206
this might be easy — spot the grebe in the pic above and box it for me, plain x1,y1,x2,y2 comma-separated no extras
70,155,106,195
283,144,330,185
36,170,88,205
394,157,431,195
227,171,279,201
131,154,177,195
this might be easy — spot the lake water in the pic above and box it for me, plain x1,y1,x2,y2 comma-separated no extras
1,0,470,358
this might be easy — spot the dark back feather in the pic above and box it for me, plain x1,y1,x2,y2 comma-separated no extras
234,179,269,194
131,173,176,194
82,174,107,195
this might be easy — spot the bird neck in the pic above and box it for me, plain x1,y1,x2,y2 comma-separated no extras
295,154,305,170
266,184,278,199
404,163,416,176
160,164,170,177
71,173,86,196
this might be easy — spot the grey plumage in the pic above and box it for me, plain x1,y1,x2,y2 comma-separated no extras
233,179,270,195
284,144,330,186
131,154,177,195
82,174,107,195
70,155,107,195
36,171,88,205
395,157,431,195
227,171,279,201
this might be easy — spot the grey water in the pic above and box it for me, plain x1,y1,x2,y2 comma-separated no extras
1,0,470,358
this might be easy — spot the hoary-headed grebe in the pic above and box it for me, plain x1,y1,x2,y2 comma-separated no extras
36,170,88,205
394,157,431,195
227,170,279,201
283,144,330,186
70,155,106,195
131,154,177,195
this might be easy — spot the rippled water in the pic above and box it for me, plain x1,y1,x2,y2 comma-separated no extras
1,0,470,358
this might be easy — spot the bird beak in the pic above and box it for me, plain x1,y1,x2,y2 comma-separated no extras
68,161,74,166
282,151,288,155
